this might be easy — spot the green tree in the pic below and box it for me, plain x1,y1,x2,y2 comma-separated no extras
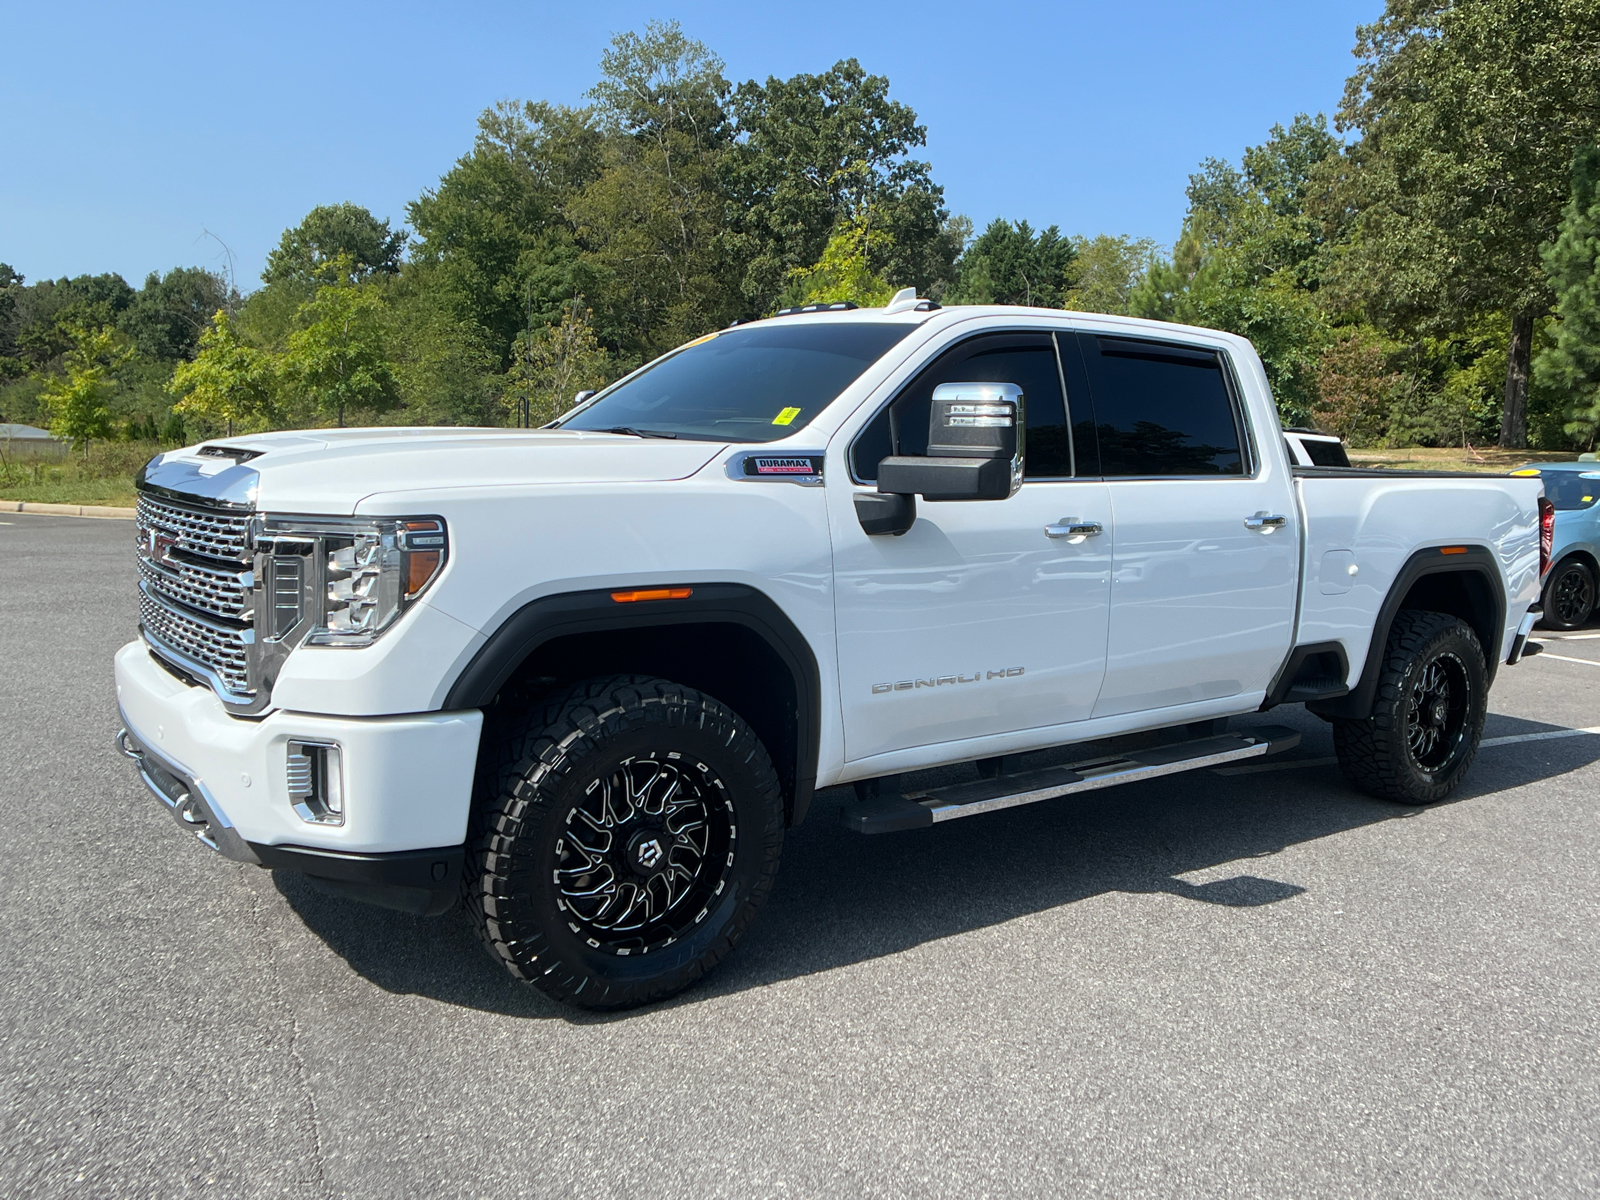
282,268,400,426
1131,116,1340,423
949,219,1075,307
1536,145,1600,446
730,58,956,309
504,303,609,428
407,101,601,366
167,310,278,433
263,203,407,286
784,214,897,307
1063,235,1157,314
121,267,236,361
40,325,132,454
570,21,740,355
1326,0,1600,447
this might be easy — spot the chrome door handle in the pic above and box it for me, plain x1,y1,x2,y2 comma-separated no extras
1244,513,1288,532
1044,519,1103,542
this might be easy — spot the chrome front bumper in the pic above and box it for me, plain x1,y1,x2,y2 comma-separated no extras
116,723,260,864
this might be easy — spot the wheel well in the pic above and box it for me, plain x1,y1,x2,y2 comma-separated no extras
495,622,804,820
1396,569,1500,661
1552,549,1600,582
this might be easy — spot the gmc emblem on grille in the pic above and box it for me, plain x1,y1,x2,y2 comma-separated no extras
147,529,178,564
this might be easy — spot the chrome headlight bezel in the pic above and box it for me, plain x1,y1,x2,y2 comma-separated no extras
254,514,449,653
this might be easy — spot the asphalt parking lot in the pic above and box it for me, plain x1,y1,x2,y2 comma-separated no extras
3,511,1599,1199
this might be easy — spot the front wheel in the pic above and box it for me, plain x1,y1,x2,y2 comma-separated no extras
1540,557,1596,631
1332,610,1487,805
466,676,784,1010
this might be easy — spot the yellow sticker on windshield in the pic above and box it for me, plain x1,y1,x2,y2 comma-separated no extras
772,407,802,426
1511,468,1541,476
680,331,720,350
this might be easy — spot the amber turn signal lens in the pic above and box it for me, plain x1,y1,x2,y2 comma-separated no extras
406,551,441,597
1439,546,1467,555
611,587,693,603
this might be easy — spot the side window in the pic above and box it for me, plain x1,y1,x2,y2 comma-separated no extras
851,332,1074,482
1077,334,1245,477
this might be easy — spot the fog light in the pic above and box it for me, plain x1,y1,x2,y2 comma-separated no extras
286,740,344,825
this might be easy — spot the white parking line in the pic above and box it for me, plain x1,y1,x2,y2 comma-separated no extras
1542,632,1600,640
1531,651,1600,667
1215,725,1600,775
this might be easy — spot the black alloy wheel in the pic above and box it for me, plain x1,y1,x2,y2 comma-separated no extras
1333,610,1487,805
466,675,784,1010
1403,651,1471,772
555,755,736,957
1541,558,1596,631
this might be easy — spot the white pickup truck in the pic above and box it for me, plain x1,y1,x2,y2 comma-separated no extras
115,294,1550,1009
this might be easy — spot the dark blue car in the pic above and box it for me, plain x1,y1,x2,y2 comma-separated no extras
1516,463,1600,629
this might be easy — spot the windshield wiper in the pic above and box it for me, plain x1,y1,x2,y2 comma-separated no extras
605,426,677,439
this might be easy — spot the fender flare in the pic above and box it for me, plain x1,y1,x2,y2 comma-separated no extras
442,583,822,824
1307,544,1505,721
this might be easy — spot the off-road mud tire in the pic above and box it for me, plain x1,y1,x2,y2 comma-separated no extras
1332,610,1487,805
465,675,784,1010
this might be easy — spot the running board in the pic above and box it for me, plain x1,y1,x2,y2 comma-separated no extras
840,726,1302,834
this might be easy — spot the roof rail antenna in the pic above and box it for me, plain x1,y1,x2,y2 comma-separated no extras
774,301,860,317
884,287,941,314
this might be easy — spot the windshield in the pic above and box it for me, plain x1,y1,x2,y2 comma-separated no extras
1539,469,1600,511
558,322,916,442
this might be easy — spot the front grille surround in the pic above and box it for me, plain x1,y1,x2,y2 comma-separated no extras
137,490,264,710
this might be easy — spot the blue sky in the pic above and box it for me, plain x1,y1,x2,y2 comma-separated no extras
1,0,1380,290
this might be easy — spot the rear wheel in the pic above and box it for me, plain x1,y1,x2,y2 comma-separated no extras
465,676,784,1009
1332,610,1487,805
1540,557,1596,631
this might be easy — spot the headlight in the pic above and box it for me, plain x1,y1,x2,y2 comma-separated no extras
257,515,447,649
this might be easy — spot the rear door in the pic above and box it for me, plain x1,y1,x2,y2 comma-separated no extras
828,330,1113,763
1070,332,1299,717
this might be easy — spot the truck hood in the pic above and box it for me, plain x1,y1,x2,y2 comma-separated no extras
138,427,727,514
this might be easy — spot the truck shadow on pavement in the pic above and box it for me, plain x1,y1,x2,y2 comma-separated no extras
274,709,1600,1022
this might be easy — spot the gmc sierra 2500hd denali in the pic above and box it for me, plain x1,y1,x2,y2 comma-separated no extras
115,291,1550,1009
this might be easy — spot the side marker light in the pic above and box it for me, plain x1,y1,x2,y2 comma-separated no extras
611,588,693,603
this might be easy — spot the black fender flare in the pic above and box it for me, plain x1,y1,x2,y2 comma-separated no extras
442,583,822,824
1307,544,1505,721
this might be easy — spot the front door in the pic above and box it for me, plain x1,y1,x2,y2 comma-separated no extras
829,331,1113,765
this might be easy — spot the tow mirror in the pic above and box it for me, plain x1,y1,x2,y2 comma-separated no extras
856,383,1025,536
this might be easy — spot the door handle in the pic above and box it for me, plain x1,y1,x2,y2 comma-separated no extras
1244,513,1288,533
1044,519,1103,542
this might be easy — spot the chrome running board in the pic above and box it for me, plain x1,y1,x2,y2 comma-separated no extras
840,726,1302,834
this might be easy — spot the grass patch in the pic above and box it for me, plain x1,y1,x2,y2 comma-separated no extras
0,441,161,509
1345,446,1584,474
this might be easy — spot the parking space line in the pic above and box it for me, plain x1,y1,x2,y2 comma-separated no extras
1214,725,1600,775
1531,651,1600,667
1542,632,1600,640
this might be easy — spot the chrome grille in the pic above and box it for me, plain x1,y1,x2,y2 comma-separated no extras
136,493,252,562
137,552,250,620
140,588,252,697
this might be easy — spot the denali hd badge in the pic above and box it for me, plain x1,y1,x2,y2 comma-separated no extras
872,667,1024,694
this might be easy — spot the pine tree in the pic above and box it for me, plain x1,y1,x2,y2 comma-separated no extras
1536,145,1600,447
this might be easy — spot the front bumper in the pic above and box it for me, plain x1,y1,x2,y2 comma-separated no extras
114,639,483,910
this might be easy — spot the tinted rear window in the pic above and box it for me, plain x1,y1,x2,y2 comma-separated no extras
560,322,915,442
1077,335,1244,476
1299,436,1350,468
1541,470,1600,511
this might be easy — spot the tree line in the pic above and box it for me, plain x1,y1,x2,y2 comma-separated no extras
5,5,1600,454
